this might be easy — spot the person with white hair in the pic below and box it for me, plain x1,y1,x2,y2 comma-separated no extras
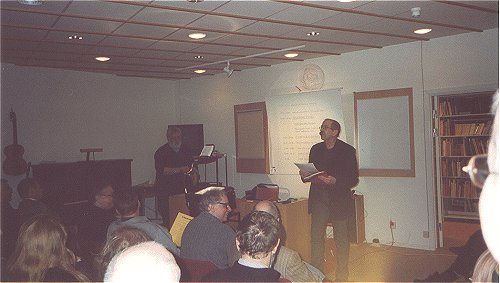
468,90,500,282
104,241,181,283
477,90,499,262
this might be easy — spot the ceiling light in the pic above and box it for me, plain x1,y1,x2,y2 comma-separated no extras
68,35,83,40
176,44,305,71
194,69,206,74
337,0,355,2
307,31,319,36
194,55,204,59
411,7,421,17
414,28,432,34
18,0,42,5
284,53,299,58
223,62,234,78
188,33,206,39
187,0,203,2
95,56,110,62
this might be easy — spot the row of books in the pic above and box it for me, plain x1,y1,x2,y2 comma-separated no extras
439,120,493,136
441,179,480,199
441,139,488,156
438,98,490,116
441,159,468,177
445,198,479,214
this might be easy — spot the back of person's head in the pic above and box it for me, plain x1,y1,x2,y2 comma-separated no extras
7,215,87,282
471,250,498,282
104,241,180,283
253,200,280,220
198,188,225,212
113,189,139,217
98,227,152,280
17,177,42,199
236,211,281,259
480,90,500,261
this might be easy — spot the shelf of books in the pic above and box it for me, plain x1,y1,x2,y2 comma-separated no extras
435,91,494,220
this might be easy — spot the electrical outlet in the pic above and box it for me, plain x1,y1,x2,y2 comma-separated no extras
390,220,396,229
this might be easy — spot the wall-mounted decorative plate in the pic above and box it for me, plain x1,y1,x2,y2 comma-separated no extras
299,64,325,91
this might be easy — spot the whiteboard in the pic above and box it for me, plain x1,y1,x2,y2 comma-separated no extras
357,96,409,169
266,89,344,175
354,88,415,177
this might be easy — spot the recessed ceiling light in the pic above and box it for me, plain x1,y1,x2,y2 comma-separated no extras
95,56,110,62
307,31,319,36
68,35,83,40
414,28,432,34
18,0,42,5
187,0,203,2
284,53,299,58
194,69,206,74
188,33,206,39
194,55,204,59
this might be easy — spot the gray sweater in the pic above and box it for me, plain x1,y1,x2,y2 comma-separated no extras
180,211,239,268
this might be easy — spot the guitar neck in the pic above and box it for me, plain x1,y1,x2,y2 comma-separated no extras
12,119,18,145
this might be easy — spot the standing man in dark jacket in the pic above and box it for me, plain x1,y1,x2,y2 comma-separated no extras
154,126,198,227
300,119,359,281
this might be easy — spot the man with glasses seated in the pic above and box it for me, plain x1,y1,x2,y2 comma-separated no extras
180,187,239,269
76,181,117,280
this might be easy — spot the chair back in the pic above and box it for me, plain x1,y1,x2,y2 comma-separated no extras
177,257,218,282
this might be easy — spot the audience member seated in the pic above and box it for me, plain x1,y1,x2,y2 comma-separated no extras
107,189,180,256
104,241,181,283
415,229,487,282
471,250,499,282
97,227,152,281
1,179,19,262
6,215,88,282
76,181,116,261
180,187,239,269
17,177,54,224
478,91,499,263
254,200,324,282
203,211,282,282
471,90,500,283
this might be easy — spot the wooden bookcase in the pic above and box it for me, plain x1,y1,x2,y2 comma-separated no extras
434,92,494,222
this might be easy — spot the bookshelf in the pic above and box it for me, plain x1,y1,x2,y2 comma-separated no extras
435,92,494,222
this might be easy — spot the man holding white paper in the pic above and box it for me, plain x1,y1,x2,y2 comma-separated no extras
299,119,359,281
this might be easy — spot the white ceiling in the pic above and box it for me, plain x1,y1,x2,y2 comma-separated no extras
1,0,498,80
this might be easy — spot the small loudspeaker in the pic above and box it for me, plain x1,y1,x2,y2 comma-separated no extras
348,194,366,244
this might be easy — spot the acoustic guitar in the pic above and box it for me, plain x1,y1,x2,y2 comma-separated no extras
3,109,28,176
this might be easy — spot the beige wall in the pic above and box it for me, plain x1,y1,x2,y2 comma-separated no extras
176,28,499,250
1,28,498,250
